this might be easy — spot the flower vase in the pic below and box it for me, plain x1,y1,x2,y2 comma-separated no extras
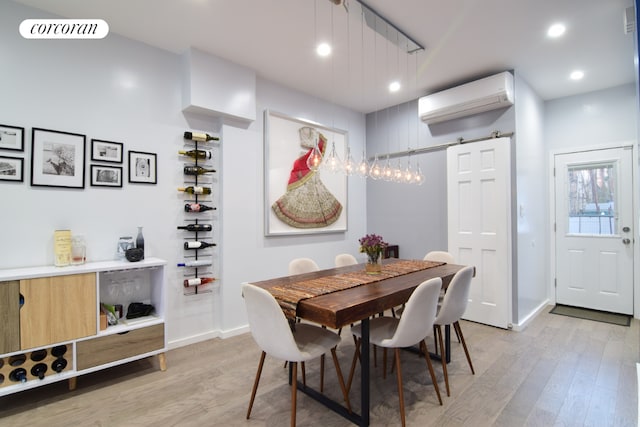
365,253,382,274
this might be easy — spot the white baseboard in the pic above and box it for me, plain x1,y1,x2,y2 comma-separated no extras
511,299,550,332
168,330,221,350
167,325,250,350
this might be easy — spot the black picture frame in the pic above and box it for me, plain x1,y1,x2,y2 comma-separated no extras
91,139,124,163
31,127,86,189
0,124,25,152
128,150,157,184
90,164,123,187
0,155,24,182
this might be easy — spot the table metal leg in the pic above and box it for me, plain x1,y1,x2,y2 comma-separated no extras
360,318,370,426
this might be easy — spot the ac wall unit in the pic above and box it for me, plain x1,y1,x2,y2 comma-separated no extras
419,71,514,125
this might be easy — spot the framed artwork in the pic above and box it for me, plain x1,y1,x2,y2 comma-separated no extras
91,139,123,163
264,109,348,236
90,164,122,187
128,150,157,184
31,127,86,189
0,156,24,182
0,124,25,151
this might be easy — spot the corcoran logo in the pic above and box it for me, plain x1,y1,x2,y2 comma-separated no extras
19,19,109,39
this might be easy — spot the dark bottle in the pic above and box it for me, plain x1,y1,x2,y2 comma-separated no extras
178,149,212,160
184,131,219,142
30,349,48,362
136,226,145,260
177,224,212,232
184,241,217,250
183,277,216,287
9,354,26,366
51,358,68,373
0,374,4,385
51,345,67,358
31,363,48,380
177,186,212,195
184,165,217,175
9,368,27,383
184,203,216,213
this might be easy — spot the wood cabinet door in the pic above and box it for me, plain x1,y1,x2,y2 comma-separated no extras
0,281,20,354
20,273,97,349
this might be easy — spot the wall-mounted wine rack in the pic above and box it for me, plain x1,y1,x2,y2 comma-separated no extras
178,131,220,296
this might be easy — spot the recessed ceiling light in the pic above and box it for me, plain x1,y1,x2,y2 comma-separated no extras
388,81,401,92
547,23,566,38
570,70,584,80
316,43,331,57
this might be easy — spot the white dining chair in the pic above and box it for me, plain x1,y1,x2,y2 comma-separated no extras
242,283,351,426
423,250,455,264
334,253,358,267
433,265,475,396
347,278,443,426
288,257,320,275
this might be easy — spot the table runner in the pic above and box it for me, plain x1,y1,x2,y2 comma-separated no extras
269,259,445,320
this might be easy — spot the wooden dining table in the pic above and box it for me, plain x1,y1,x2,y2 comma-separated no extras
250,258,466,427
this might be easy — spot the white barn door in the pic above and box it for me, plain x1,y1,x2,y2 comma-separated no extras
447,137,512,329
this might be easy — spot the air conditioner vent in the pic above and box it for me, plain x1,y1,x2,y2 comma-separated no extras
419,72,514,125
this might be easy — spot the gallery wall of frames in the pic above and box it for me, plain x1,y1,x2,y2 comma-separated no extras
0,123,157,188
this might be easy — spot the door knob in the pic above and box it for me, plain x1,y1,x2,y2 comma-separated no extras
623,226,631,232
622,238,631,245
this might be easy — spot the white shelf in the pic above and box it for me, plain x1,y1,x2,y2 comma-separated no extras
0,257,167,281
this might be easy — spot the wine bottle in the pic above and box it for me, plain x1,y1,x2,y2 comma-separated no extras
9,368,27,383
31,363,48,380
8,354,26,366
51,358,68,373
183,277,216,287
136,226,144,260
184,203,216,213
184,131,219,142
177,259,212,267
30,349,47,362
177,224,212,232
184,241,217,250
177,186,212,195
178,149,212,160
51,345,67,358
184,165,217,175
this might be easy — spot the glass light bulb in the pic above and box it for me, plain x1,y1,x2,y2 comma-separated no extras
382,156,394,181
343,147,356,176
403,163,414,183
322,141,343,173
356,153,369,177
306,144,323,171
393,160,404,182
413,162,425,186
369,155,382,180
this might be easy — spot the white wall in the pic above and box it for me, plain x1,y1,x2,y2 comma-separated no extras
0,2,367,347
513,74,548,324
545,84,637,151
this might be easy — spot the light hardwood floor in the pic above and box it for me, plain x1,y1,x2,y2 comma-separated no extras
0,308,637,426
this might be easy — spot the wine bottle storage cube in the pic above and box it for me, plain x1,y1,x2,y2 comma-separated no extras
98,267,164,324
0,344,72,388
0,258,167,397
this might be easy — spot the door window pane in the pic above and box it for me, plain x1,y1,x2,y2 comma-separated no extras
567,163,616,235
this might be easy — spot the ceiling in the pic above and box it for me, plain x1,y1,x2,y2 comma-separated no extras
13,0,637,113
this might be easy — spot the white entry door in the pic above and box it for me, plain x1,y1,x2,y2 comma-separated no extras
554,147,634,314
447,137,512,329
